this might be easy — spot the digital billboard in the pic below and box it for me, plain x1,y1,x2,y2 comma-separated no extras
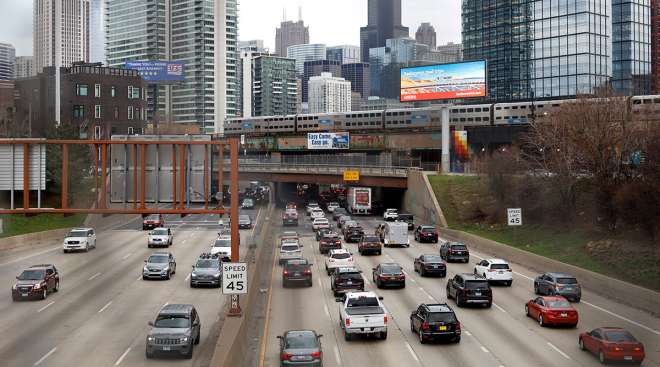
125,61,185,83
307,132,350,150
400,60,487,102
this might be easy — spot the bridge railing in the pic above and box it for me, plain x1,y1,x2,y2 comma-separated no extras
235,162,413,178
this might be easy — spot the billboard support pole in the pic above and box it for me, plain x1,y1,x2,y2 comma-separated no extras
441,107,451,174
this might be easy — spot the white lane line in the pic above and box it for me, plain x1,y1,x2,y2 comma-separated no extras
472,254,484,260
324,304,331,319
480,346,490,353
185,273,191,282
88,272,102,281
182,239,187,244
317,277,322,287
0,246,60,267
581,301,660,336
409,277,416,283
493,303,507,313
464,330,472,336
363,276,372,286
405,342,420,362
114,347,131,366
121,253,132,260
136,275,143,281
333,345,341,365
34,347,57,366
37,301,55,313
513,271,534,281
547,342,571,359
98,301,113,313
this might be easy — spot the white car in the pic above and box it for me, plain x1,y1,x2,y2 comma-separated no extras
327,202,340,213
383,209,398,221
279,239,303,265
147,227,173,248
474,258,513,286
325,249,354,275
306,202,320,215
310,208,325,219
63,228,97,253
312,218,330,231
210,236,232,261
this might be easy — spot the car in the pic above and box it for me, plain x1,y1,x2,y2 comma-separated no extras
238,214,252,229
439,242,470,263
312,217,330,231
319,232,342,254
372,263,406,288
279,240,303,265
446,274,492,308
145,304,201,359
241,198,255,209
383,208,398,221
325,249,354,275
414,225,439,243
315,227,332,241
382,222,409,247
63,228,97,252
282,259,313,287
143,214,164,230
277,330,323,367
344,225,365,243
210,235,232,261
358,235,382,255
413,254,447,277
337,215,352,228
410,303,461,344
341,220,359,235
331,267,364,296
190,255,222,287
218,217,231,229
286,202,297,210
12,264,59,301
326,202,340,213
280,231,300,242
525,296,578,327
337,291,388,341
396,213,414,230
143,252,177,280
332,208,348,221
474,259,513,286
310,208,325,220
282,210,298,227
534,272,581,302
579,327,645,365
147,227,173,248
306,202,320,215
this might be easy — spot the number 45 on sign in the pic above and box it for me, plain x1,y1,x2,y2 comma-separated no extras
507,208,522,226
222,263,248,295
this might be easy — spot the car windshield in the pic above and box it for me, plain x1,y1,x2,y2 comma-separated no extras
69,230,88,237
604,330,637,342
556,277,577,284
285,263,309,271
154,315,190,328
362,236,379,242
332,253,351,259
146,215,160,221
148,256,169,263
243,199,253,204
282,245,300,252
196,259,219,268
329,202,339,206
491,263,510,270
338,273,362,280
285,332,318,349
151,229,168,235
386,209,397,213
428,312,457,323
239,215,250,222
450,244,467,250
423,255,443,262
381,265,402,274
421,227,436,232
315,219,328,223
548,300,571,308
18,269,45,280
214,238,231,247
466,280,489,289
347,297,379,307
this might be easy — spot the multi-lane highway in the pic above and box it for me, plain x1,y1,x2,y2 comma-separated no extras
0,209,260,367
261,212,660,367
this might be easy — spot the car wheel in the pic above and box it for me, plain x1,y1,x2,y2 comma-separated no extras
53,281,59,292
381,331,387,340
420,268,425,277
143,276,148,280
184,345,193,359
41,288,47,300
578,338,585,350
190,280,195,288
148,244,152,248
377,251,382,255
485,302,492,308
165,271,171,280
534,283,540,295
538,314,545,327
194,334,200,345
410,322,415,333
401,282,406,289
574,298,581,303
63,249,68,253
456,294,463,307
344,330,351,341
446,286,452,299
453,336,461,343
419,330,426,344
525,304,529,316
507,280,513,287
85,244,89,252
598,350,606,364
145,349,153,359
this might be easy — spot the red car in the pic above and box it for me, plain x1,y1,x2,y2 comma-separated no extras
579,327,645,365
525,296,578,327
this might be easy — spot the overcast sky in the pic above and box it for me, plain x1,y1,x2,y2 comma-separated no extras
0,0,462,57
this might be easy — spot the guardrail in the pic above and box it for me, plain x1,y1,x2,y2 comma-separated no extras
235,162,413,178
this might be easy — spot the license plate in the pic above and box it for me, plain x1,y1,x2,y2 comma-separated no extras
433,266,439,269
498,271,503,274
438,326,447,331
21,293,28,297
347,281,352,285
624,356,633,361
560,313,567,317
474,292,481,296
162,346,170,351
291,355,309,361
294,273,301,276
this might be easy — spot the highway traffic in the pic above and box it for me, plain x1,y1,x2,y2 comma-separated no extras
261,206,660,367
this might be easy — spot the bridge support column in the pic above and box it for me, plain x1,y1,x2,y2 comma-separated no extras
441,107,450,174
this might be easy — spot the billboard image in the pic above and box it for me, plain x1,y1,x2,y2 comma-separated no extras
307,132,350,150
400,60,487,102
125,61,185,83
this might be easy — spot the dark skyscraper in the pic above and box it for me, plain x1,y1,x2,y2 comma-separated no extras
302,60,342,102
360,0,409,62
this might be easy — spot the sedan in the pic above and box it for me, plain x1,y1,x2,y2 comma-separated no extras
238,215,252,229
312,218,330,231
143,252,177,280
579,328,645,365
414,225,438,243
525,296,578,327
373,263,406,288
413,254,446,277
278,330,323,367
315,228,332,241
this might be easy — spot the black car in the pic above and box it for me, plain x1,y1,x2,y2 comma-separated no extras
331,267,364,296
446,274,492,308
278,330,323,367
315,228,332,241
396,213,414,230
318,233,342,254
344,226,365,243
283,259,313,288
410,303,461,344
439,242,470,263
12,264,60,301
373,263,406,288
414,225,439,243
413,254,447,277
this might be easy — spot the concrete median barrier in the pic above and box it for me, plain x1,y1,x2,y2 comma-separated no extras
0,228,70,253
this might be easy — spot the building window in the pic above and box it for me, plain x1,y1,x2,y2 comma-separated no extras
132,87,140,99
114,107,119,119
128,106,134,120
111,86,116,97
94,84,101,97
128,86,133,99
94,105,101,119
135,107,140,121
76,84,89,96
73,105,84,118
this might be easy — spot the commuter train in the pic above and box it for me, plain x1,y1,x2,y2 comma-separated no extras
223,95,660,136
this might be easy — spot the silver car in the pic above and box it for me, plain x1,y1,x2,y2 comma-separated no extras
143,252,177,280
190,256,222,287
146,304,201,359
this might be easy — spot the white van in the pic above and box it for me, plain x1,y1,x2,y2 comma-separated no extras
383,222,409,247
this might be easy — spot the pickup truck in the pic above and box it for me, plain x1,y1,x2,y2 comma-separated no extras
337,292,388,341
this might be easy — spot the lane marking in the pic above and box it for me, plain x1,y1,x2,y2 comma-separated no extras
480,346,490,353
324,304,331,319
37,301,54,313
333,345,341,365
513,271,534,281
405,342,420,362
185,273,191,282
121,253,132,260
0,246,60,267
34,347,57,366
88,272,102,281
464,330,472,336
114,347,131,366
409,277,416,283
317,277,322,287
493,303,507,313
472,254,484,260
547,342,571,359
258,233,279,367
581,301,660,336
136,275,143,281
98,301,113,313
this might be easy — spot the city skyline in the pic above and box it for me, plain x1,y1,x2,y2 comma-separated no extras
0,0,462,57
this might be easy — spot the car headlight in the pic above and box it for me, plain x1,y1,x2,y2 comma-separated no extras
12,284,17,290
213,273,221,278
161,267,169,273
180,337,189,343
147,336,155,342
143,266,149,272
33,283,42,289
191,272,198,278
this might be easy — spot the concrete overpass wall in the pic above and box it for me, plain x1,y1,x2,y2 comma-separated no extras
402,170,448,228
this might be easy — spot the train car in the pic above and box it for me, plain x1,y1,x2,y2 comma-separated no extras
263,115,296,134
383,107,441,130
333,110,384,132
450,104,492,126
295,113,340,133
631,95,660,121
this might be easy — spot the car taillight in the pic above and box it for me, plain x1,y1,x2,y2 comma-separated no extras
384,314,388,324
304,269,312,274
310,351,321,358
456,322,461,332
280,352,292,361
633,346,643,352
345,318,350,327
610,344,623,352
283,270,289,275
421,322,430,331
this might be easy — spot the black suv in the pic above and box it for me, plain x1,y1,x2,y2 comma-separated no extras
439,242,470,263
397,213,414,230
12,264,60,301
344,226,365,243
283,259,313,287
446,274,492,308
413,254,446,277
318,232,342,254
331,267,364,296
410,303,461,344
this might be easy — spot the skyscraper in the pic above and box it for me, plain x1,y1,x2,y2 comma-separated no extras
239,40,267,53
302,60,341,102
252,55,297,116
275,19,310,57
308,72,351,113
287,43,326,75
214,0,239,132
612,0,652,95
0,43,16,80
15,56,35,79
326,45,361,64
415,22,437,49
341,63,370,100
33,0,90,73
436,42,463,63
360,0,409,62
90,0,105,64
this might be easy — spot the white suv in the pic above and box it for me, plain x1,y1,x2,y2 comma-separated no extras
279,239,303,265
474,258,513,286
383,209,398,221
148,227,173,248
325,249,354,275
63,228,97,253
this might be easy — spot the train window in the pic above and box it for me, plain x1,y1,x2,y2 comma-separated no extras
483,117,490,121
460,118,466,122
467,108,473,113
632,100,641,104
643,99,650,104
314,124,318,127
552,104,560,107
459,109,466,113
406,120,412,124
358,122,363,126
512,106,518,109
475,117,482,121
496,116,502,120
386,112,392,116
495,107,501,110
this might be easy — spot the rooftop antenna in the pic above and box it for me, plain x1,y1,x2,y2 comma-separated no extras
298,6,302,22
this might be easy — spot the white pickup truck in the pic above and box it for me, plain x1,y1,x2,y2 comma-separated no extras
337,292,388,341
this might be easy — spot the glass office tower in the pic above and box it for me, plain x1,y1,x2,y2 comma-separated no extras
612,0,652,95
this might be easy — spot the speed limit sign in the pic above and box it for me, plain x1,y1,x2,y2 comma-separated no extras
222,262,248,295
507,208,522,226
